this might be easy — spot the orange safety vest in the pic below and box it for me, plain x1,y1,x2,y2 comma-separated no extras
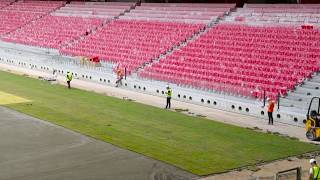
268,102,275,112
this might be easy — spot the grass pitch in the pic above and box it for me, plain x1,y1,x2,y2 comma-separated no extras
0,70,318,175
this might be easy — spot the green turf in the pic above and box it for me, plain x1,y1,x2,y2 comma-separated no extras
0,70,318,175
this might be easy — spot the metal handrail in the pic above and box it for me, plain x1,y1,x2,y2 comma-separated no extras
274,167,302,180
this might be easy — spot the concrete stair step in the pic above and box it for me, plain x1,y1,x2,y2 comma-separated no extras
310,78,320,83
302,83,320,89
280,102,309,110
295,87,320,96
279,73,320,114
281,98,308,105
285,95,309,101
304,80,320,86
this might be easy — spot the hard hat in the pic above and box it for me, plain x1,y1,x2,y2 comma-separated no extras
166,85,169,88
310,159,316,164
267,98,270,101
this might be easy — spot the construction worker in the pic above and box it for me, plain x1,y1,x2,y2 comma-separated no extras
165,85,172,109
52,69,57,81
115,66,124,87
267,98,275,125
66,72,73,89
309,159,320,180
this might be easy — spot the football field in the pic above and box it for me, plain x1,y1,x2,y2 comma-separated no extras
0,70,318,175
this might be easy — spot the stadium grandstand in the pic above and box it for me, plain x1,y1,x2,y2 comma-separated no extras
1,0,317,124
0,0,319,179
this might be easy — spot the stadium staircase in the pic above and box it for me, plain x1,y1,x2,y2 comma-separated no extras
280,72,320,115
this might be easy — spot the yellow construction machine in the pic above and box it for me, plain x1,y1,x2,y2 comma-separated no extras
306,97,320,140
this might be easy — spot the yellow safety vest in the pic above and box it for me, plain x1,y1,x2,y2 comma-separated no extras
313,166,320,180
167,89,172,98
67,73,73,81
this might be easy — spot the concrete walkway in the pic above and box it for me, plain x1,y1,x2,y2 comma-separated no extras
0,106,196,180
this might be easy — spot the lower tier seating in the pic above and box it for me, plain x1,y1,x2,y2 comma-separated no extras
60,20,204,74
2,15,104,49
139,24,320,100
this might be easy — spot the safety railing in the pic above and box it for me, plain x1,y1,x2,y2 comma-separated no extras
274,167,302,180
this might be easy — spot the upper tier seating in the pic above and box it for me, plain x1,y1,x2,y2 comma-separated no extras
60,20,205,74
0,11,41,35
52,2,135,18
120,3,235,24
3,0,65,13
245,4,320,8
227,4,320,25
139,24,320,100
1,1,133,48
0,0,14,9
2,15,103,49
0,0,64,35
141,3,234,8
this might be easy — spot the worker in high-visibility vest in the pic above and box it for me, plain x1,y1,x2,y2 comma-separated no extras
267,98,275,125
66,72,73,89
309,159,320,180
115,67,124,87
165,85,172,109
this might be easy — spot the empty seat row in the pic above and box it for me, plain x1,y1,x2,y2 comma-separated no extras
120,3,235,24
141,3,235,8
53,2,132,18
70,1,135,6
119,16,213,24
228,5,320,25
245,4,320,9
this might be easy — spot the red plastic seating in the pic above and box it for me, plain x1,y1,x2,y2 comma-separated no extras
60,20,204,74
0,0,64,35
139,24,320,99
3,15,103,49
0,0,14,9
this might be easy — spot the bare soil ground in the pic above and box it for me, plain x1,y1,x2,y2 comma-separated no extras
201,153,320,180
